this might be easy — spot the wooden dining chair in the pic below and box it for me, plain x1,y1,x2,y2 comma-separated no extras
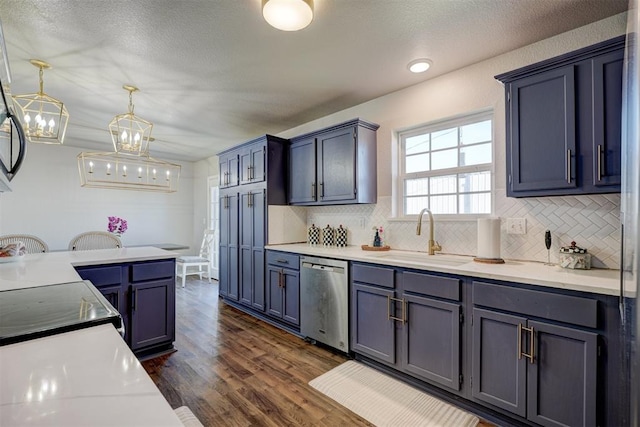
176,230,215,287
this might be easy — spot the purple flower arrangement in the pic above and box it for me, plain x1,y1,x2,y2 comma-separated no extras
107,216,128,235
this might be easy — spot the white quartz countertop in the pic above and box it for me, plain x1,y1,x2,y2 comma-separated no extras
265,243,622,296
0,247,177,292
0,324,183,427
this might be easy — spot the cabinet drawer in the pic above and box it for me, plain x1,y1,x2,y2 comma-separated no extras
76,265,122,287
402,271,461,301
266,251,300,270
473,281,598,328
131,260,175,282
352,263,394,288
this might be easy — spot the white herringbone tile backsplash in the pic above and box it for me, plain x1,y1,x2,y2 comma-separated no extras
305,194,621,269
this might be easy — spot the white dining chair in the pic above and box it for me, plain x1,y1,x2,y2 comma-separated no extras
176,230,215,287
0,234,49,253
68,231,122,251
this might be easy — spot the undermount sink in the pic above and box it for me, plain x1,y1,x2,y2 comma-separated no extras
367,252,470,266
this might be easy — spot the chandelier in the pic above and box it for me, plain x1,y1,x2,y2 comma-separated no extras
77,85,180,193
12,59,69,145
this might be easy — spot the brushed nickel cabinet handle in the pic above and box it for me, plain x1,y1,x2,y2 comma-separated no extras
566,149,572,184
387,296,405,324
597,144,603,182
320,182,324,198
311,182,316,198
519,324,535,364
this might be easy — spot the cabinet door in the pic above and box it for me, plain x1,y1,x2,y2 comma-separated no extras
130,279,175,351
289,138,317,204
526,321,597,427
592,49,623,188
239,143,265,185
351,282,396,365
402,294,461,391
509,66,577,194
239,189,266,311
220,154,239,188
266,266,284,318
472,308,527,417
317,126,356,202
219,193,239,300
219,156,228,187
282,268,300,326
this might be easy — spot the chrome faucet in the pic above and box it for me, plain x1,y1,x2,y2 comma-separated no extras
416,208,442,255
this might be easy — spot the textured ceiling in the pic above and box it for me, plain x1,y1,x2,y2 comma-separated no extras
0,0,628,162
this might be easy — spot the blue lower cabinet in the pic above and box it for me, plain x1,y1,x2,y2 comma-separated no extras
350,263,463,393
75,259,176,357
266,265,300,326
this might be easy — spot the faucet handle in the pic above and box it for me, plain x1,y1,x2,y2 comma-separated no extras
433,241,442,252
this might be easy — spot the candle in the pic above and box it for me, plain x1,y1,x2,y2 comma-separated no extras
138,167,142,178
123,165,127,177
152,169,157,180
48,118,55,133
166,170,170,181
106,163,111,175
88,161,94,174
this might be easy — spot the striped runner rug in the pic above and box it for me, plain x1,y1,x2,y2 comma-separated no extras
309,361,479,427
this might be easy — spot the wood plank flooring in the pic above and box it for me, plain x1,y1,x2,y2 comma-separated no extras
142,278,491,426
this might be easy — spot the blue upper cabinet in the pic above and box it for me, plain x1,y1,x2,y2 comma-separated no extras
289,118,379,205
496,36,624,197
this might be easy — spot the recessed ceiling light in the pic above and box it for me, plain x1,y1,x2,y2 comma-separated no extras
262,0,314,31
408,58,433,73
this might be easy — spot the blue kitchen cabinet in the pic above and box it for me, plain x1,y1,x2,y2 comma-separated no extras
240,188,266,311
266,251,300,326
75,258,176,358
288,118,379,205
351,263,463,392
472,281,598,426
218,192,239,301
239,141,266,185
497,36,624,197
219,151,239,189
217,135,288,321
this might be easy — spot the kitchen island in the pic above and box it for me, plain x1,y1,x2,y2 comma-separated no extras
0,247,184,426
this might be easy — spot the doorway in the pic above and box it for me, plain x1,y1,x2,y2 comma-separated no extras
208,176,220,281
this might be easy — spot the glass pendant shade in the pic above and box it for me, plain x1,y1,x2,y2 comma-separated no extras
77,151,181,193
12,59,69,145
109,85,152,155
262,0,313,31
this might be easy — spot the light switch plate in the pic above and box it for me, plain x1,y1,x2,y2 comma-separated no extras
507,218,527,234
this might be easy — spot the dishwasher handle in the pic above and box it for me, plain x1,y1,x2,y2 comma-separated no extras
301,261,345,275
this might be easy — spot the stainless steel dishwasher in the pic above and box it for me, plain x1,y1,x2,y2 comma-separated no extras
300,256,349,353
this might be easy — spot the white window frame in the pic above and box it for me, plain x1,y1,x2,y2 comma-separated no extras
395,110,495,220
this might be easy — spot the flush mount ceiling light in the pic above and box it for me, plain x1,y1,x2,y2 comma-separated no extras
407,58,433,73
262,0,314,31
77,84,180,193
109,85,153,156
12,59,69,145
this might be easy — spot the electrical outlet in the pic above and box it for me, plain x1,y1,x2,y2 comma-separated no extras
360,217,366,229
507,218,527,235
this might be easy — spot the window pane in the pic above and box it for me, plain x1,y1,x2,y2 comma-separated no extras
432,148,457,170
406,134,429,154
460,143,491,166
459,192,491,214
406,153,429,173
459,171,491,192
460,120,491,145
406,196,429,215
431,128,457,150
430,175,456,194
405,178,429,196
430,195,457,214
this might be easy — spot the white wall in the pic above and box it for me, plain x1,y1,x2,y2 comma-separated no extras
200,13,627,269
0,143,195,251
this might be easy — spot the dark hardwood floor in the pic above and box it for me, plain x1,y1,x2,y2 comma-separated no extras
142,278,491,426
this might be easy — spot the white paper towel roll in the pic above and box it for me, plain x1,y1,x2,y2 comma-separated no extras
477,218,502,259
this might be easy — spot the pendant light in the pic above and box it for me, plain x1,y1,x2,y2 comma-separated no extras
109,85,152,156
13,59,69,145
262,0,314,31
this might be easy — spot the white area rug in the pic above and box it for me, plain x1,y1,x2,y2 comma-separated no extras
309,361,479,427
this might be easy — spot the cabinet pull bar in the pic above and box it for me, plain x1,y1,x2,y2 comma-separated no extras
280,269,285,288
320,182,324,198
566,149,571,184
520,324,535,363
597,144,603,182
387,296,405,323
276,259,289,264
311,183,316,198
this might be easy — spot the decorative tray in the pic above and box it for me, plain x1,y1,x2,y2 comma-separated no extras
361,245,391,251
